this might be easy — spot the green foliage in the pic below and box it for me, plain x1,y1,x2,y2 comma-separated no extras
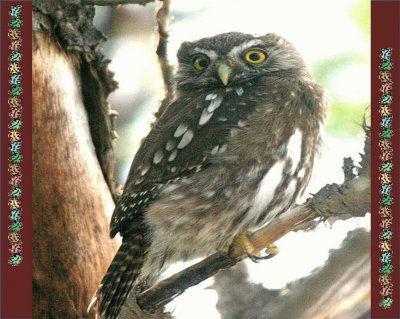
311,55,369,137
309,0,370,137
311,54,367,87
349,0,370,38
324,101,367,136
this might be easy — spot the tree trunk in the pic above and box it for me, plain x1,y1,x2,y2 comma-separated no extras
32,25,118,319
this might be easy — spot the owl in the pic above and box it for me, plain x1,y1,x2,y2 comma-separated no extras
90,32,326,318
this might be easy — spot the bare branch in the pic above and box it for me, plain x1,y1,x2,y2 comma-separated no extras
82,0,159,6
139,253,238,311
135,132,371,312
154,0,175,119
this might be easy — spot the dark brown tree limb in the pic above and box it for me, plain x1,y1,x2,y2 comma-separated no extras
154,0,175,119
133,132,370,313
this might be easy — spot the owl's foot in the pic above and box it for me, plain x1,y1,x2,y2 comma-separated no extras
216,244,230,255
265,243,279,255
216,236,261,260
247,243,279,263
234,235,279,263
233,234,261,260
217,235,279,263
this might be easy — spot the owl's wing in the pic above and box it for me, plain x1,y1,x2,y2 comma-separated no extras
110,90,254,237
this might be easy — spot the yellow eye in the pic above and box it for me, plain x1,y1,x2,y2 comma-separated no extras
244,49,267,64
192,55,210,72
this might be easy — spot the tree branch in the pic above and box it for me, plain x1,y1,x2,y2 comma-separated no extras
154,0,175,119
82,0,159,6
132,132,371,313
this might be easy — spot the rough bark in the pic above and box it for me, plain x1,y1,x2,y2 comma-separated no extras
33,0,120,201
154,0,174,119
32,11,119,319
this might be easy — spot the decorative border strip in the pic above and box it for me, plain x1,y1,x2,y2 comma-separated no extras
372,3,399,317
378,48,394,310
2,2,32,316
7,4,23,267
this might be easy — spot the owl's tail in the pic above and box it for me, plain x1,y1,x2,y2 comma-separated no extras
88,233,148,319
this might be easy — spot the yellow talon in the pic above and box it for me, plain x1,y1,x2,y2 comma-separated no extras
217,234,279,262
233,234,261,257
265,243,279,256
217,244,231,255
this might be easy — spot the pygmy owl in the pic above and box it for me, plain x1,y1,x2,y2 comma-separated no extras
90,32,326,318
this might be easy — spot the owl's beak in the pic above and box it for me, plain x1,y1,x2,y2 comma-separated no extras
217,63,233,86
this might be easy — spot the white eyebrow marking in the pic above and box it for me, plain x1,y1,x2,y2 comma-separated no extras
193,47,218,60
227,39,265,57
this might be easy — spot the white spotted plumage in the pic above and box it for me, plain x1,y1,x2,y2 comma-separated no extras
211,145,219,154
177,129,194,149
168,149,178,162
286,129,303,173
205,93,217,101
207,94,223,112
165,140,176,151
247,161,285,219
199,108,214,126
174,123,188,138
235,87,244,96
153,150,164,164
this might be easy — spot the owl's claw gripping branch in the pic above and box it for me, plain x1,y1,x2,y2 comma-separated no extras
234,234,261,258
231,234,278,263
216,235,278,263
216,244,231,255
265,243,279,255
247,243,279,262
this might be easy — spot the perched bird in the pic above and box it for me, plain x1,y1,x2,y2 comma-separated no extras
90,32,327,318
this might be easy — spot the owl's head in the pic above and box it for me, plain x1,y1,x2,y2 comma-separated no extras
176,32,308,91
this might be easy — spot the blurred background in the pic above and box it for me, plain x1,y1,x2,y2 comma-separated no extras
94,0,370,317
